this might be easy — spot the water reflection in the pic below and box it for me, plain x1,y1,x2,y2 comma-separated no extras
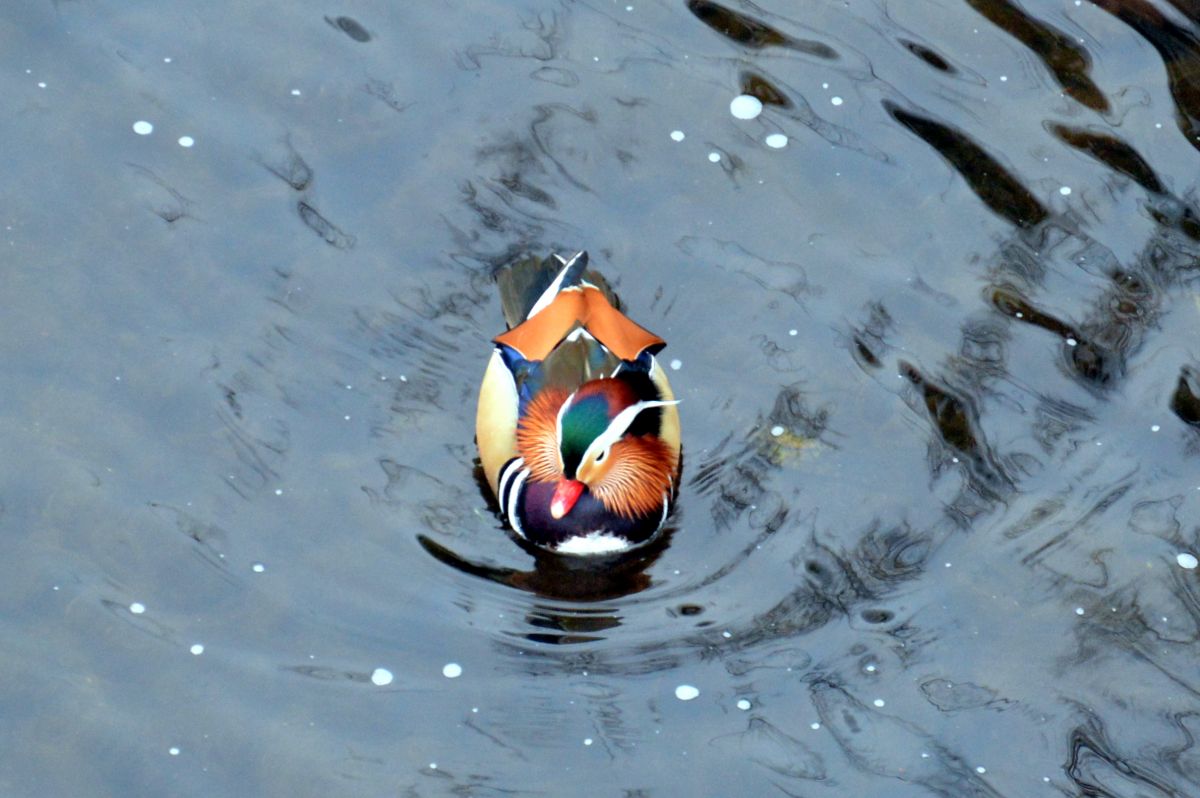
16,0,1200,793
1050,124,1166,195
711,716,826,780
1051,122,1200,242
964,0,1109,111
685,0,838,58
1093,0,1200,151
1172,366,1200,427
900,359,1014,500
415,0,1200,790
325,15,371,43
1065,710,1190,796
899,39,956,74
738,70,793,109
418,531,667,603
886,102,1048,228
812,680,1004,796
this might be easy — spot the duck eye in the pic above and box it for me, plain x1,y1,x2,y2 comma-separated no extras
595,449,608,464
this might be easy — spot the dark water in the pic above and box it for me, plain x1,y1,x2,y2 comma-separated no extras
5,0,1200,795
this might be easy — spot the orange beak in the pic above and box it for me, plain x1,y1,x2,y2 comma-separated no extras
550,479,585,519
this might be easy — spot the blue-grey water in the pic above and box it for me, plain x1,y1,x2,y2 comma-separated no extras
5,0,1200,795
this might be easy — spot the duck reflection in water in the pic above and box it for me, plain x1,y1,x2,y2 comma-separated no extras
417,526,673,643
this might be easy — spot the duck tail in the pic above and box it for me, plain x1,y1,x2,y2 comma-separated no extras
496,251,619,328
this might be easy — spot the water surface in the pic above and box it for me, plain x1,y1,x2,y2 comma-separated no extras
4,0,1200,795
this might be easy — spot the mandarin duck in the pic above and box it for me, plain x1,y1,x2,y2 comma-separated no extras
476,252,681,555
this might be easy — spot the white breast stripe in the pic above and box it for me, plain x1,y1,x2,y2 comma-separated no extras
507,469,530,538
657,493,670,533
498,457,524,512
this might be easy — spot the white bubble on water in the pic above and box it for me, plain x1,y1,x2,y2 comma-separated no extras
873,698,885,707
129,602,146,614
670,130,685,142
443,662,463,678
810,721,821,730
770,425,785,437
168,746,180,756
708,152,721,163
831,96,843,106
251,562,265,573
1177,553,1198,570
765,133,788,149
730,94,763,120
736,699,751,710
371,668,393,686
190,643,204,655
1075,607,1085,616
178,136,195,148
133,120,154,135
670,359,682,370
675,684,700,701
1059,186,1072,195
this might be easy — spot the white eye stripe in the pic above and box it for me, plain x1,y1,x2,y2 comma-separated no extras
580,399,679,466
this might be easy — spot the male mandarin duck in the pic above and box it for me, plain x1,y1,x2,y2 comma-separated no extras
476,252,681,555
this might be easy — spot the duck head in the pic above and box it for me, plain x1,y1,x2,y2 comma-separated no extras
517,378,678,521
